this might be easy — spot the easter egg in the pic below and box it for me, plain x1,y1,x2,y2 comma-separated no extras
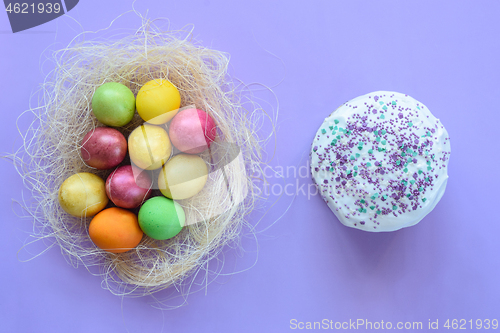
81,127,127,170
169,108,217,154
138,196,185,240
136,79,181,124
58,172,108,217
128,124,172,170
91,82,136,127
158,154,208,200
106,165,152,209
89,207,143,253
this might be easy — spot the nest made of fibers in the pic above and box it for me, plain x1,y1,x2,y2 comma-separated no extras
16,25,263,296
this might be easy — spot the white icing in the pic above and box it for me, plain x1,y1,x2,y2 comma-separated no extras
310,91,451,232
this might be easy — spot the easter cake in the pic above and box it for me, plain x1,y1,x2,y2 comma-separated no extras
310,91,451,232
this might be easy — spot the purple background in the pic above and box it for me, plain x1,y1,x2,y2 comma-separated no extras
1,1,499,332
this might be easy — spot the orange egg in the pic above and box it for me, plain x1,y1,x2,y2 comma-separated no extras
88,207,143,253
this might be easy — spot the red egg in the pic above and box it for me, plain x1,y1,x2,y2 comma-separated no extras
106,165,152,209
169,108,217,154
81,127,127,169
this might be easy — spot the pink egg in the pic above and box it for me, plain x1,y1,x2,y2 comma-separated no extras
169,108,217,154
105,165,152,209
81,127,127,170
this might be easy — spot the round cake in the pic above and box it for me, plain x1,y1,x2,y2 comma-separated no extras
310,91,451,232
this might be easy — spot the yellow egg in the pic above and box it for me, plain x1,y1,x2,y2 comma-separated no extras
58,172,108,217
128,124,172,170
158,154,208,200
136,79,181,124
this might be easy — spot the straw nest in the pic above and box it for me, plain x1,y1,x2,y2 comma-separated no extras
14,23,264,297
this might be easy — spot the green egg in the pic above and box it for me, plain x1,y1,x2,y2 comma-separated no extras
91,82,135,127
138,196,185,240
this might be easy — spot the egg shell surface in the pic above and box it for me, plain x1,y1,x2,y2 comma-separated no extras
136,79,181,124
158,154,208,200
128,124,172,170
81,127,127,170
58,172,108,217
91,82,135,127
169,108,217,154
138,196,185,240
89,207,143,253
106,165,152,209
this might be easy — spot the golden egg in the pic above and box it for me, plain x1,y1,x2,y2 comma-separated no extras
158,154,208,200
128,124,172,170
136,79,181,124
58,172,108,217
